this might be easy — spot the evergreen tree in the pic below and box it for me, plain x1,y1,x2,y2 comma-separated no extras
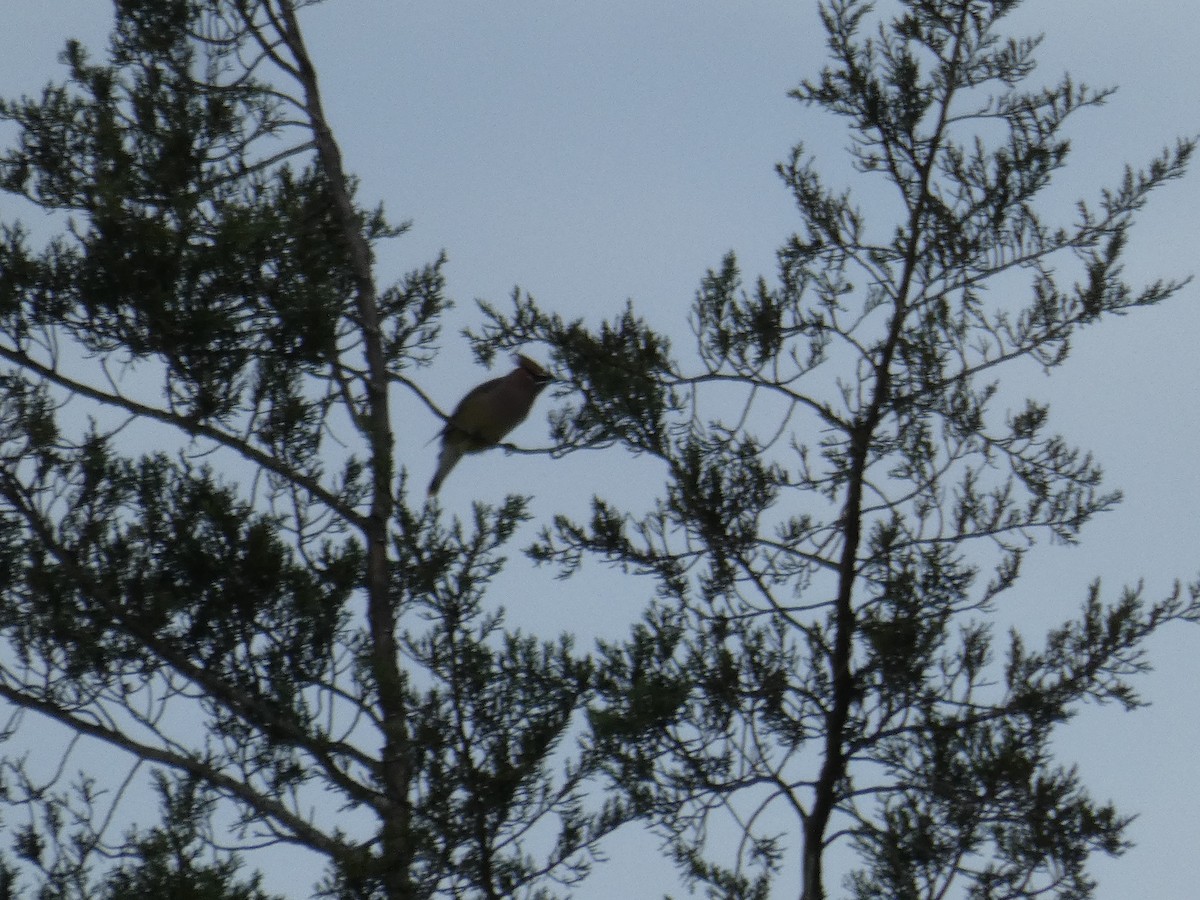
0,2,620,897
473,1,1198,897
0,1,1195,899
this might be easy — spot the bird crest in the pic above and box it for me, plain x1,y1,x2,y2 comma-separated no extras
514,353,552,385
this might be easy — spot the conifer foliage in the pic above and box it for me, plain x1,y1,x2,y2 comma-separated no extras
475,1,1197,897
0,2,616,897
0,1,1195,898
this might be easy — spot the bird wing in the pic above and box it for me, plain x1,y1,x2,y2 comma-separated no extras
447,375,507,421
443,374,521,446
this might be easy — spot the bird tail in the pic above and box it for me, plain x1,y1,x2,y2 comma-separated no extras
428,444,463,495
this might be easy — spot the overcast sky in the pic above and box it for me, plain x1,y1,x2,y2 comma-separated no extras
2,2,1198,898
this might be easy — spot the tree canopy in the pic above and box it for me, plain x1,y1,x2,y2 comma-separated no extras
0,1,1195,898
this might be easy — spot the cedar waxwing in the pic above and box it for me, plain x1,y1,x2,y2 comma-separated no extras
428,354,553,495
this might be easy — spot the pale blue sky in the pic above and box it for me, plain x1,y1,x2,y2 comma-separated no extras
1,2,1197,898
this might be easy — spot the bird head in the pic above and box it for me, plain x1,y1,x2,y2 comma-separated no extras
514,354,553,390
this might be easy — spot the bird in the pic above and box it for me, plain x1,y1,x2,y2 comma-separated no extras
428,353,553,495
